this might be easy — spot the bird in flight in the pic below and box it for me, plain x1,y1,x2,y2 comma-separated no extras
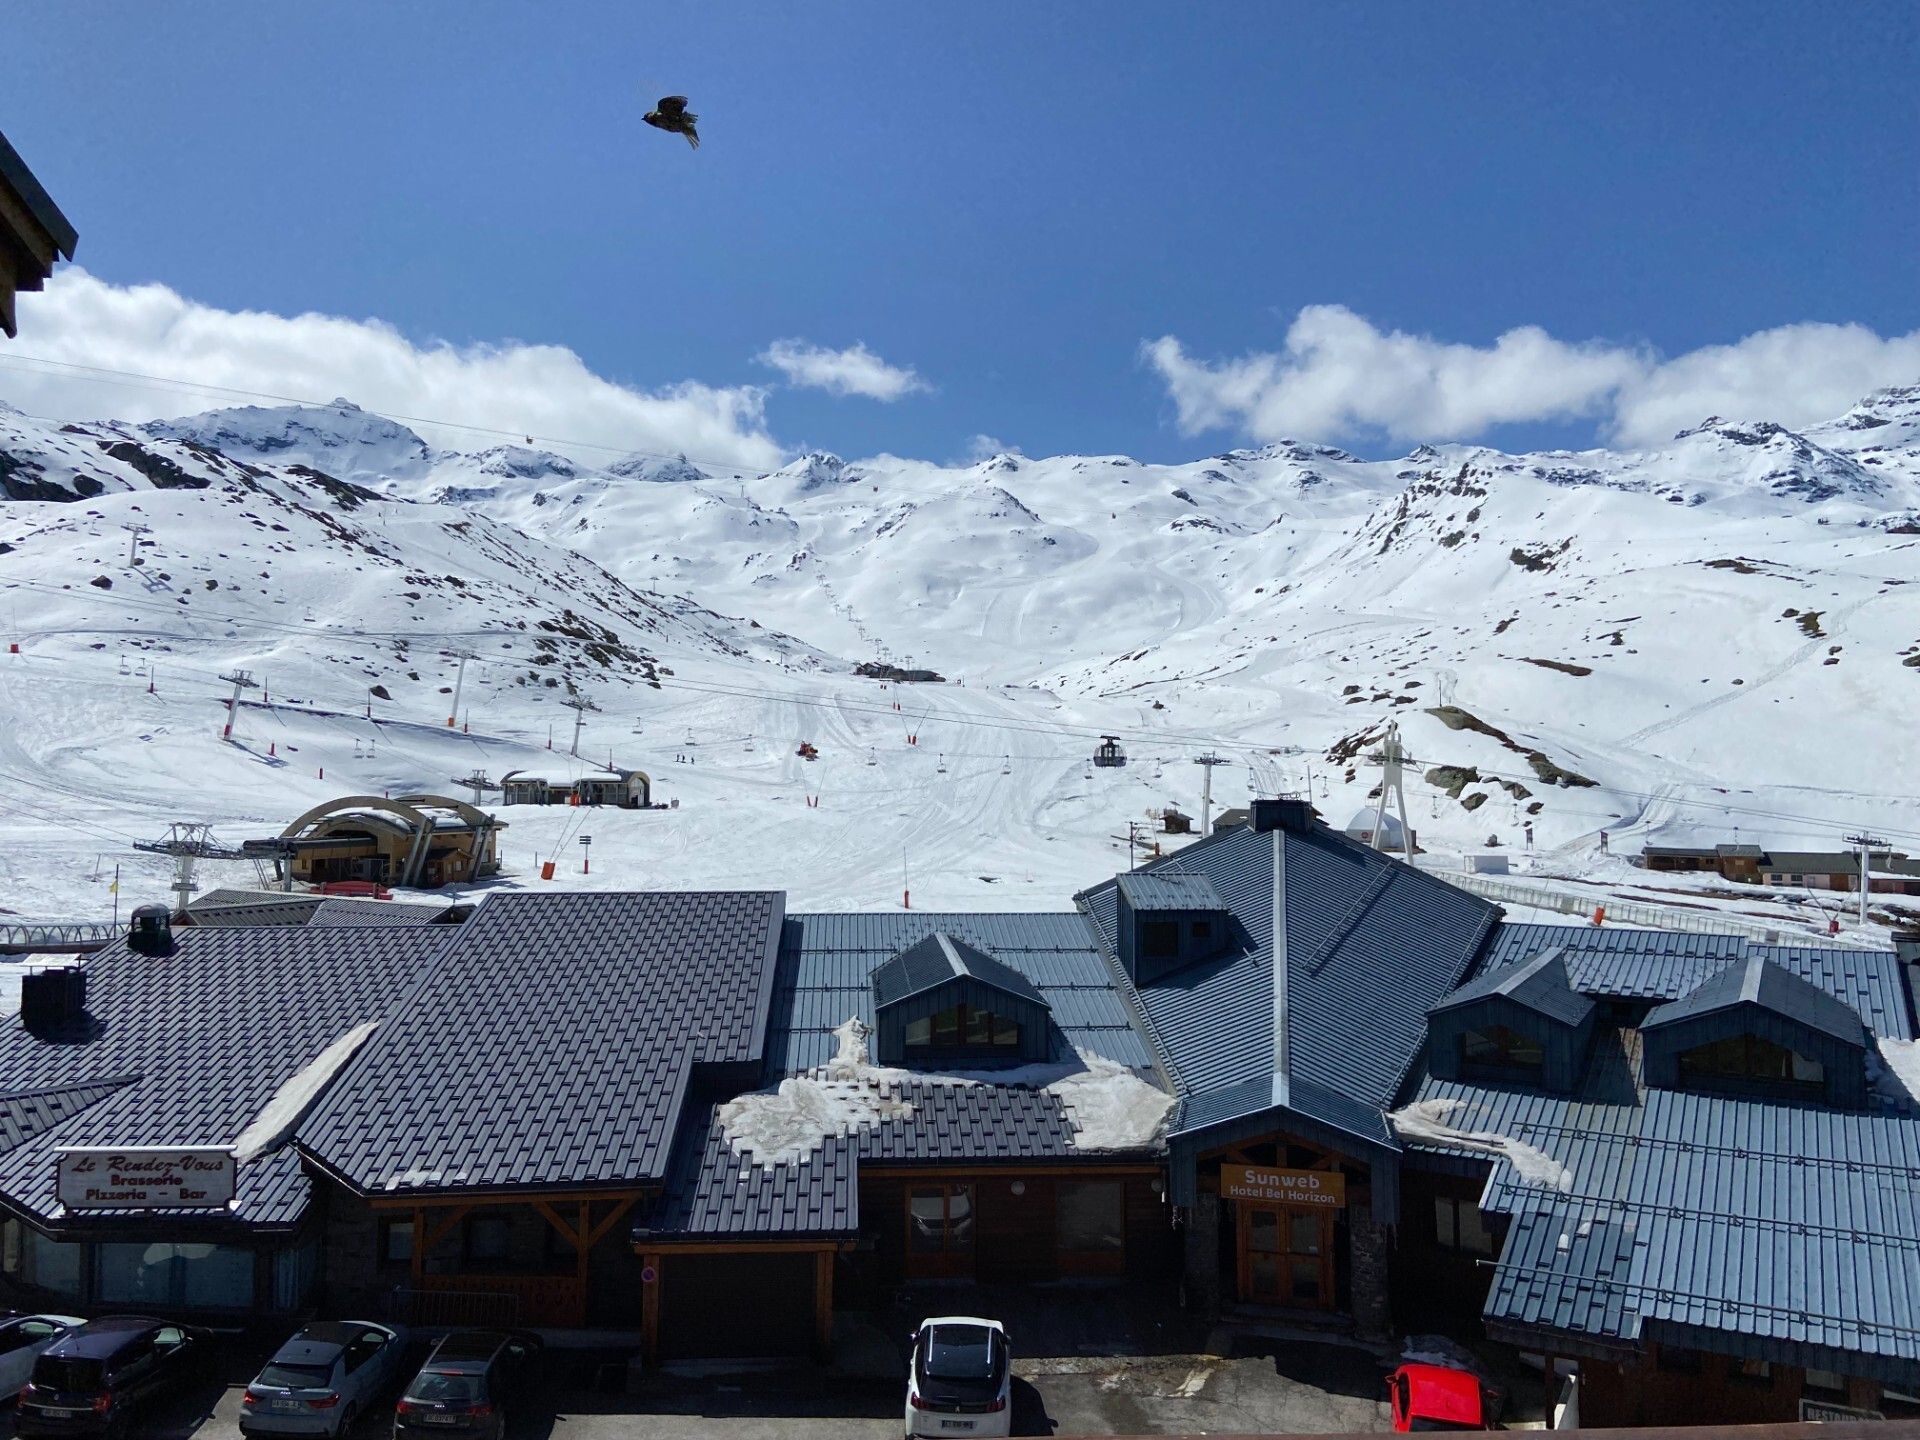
644,95,700,150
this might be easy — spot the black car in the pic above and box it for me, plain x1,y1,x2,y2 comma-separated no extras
392,1330,540,1440
17,1316,210,1438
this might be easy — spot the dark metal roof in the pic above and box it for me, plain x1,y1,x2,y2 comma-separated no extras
308,898,451,927
187,896,322,927
0,130,78,258
1404,929,1920,1382
1481,925,1914,1037
1431,947,1595,1028
0,1081,129,1151
1643,954,1870,1048
1114,871,1223,912
870,931,1048,1012
1079,822,1499,1138
0,927,436,1229
769,913,1150,1075
653,1079,1093,1239
298,891,785,1196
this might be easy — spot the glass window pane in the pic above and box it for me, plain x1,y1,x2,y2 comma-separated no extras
1289,1212,1322,1255
905,1016,931,1048
3,1219,83,1301
1790,1050,1825,1084
946,1187,974,1249
966,1007,992,1046
1246,1210,1280,1253
1057,1182,1124,1254
1456,1203,1496,1256
1431,1196,1457,1248
993,1015,1018,1047
933,1007,961,1046
97,1241,252,1309
908,1192,946,1252
1290,1258,1322,1301
1250,1252,1278,1296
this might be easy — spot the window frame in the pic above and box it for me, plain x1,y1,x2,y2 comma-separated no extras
1459,1023,1547,1076
1056,1180,1126,1274
1139,920,1181,961
902,1001,1021,1056
377,1216,413,1270
1431,1195,1497,1257
1676,1032,1826,1096
904,1184,976,1278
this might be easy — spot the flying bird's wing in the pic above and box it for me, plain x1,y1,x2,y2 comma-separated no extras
683,125,700,150
655,95,689,118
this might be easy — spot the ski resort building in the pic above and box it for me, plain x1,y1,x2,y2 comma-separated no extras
1641,842,1920,894
499,766,652,808
0,129,77,340
0,812,1914,1422
264,793,505,890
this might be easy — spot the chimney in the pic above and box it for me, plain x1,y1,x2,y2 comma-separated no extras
21,966,86,1036
128,904,176,958
1251,797,1315,835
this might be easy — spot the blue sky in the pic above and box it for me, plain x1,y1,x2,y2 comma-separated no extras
6,2,1918,465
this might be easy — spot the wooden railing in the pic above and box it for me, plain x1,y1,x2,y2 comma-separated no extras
401,1273,587,1327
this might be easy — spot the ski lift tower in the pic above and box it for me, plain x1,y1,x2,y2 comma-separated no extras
452,771,503,807
1363,721,1417,866
133,822,246,914
1193,753,1229,835
561,694,600,759
218,668,259,741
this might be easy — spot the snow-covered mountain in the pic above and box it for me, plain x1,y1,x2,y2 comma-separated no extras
2,385,1918,924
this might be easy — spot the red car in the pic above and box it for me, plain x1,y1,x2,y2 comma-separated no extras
1387,1363,1490,1432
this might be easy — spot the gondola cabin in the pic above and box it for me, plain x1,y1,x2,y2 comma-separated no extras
1093,736,1127,768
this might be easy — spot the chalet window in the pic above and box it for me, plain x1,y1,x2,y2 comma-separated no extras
906,1185,975,1277
377,1217,413,1269
904,1003,1019,1052
1140,921,1180,960
1730,1358,1773,1387
96,1241,254,1309
463,1214,511,1266
1190,919,1213,941
1676,1034,1824,1093
1460,1025,1546,1075
1057,1181,1125,1262
1432,1196,1496,1256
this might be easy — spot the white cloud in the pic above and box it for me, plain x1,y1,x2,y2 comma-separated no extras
0,269,783,468
963,433,1021,463
756,338,928,401
1145,306,1920,450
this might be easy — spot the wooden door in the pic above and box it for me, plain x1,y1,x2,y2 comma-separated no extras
1238,1203,1334,1308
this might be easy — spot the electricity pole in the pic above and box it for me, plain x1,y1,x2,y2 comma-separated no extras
1193,753,1228,835
1846,831,1888,927
444,649,476,728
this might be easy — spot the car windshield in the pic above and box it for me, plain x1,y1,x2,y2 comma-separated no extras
259,1361,333,1389
923,1326,1000,1381
407,1370,484,1404
31,1355,105,1392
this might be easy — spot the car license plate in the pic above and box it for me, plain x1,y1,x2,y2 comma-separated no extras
423,1415,460,1426
44,1409,86,1418
939,1423,975,1432
272,1398,304,1413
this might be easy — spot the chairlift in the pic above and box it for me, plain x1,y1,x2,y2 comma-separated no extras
1001,754,1012,776
936,754,948,774
744,733,755,753
118,655,130,676
631,716,644,734
685,729,697,746
353,739,364,759
867,748,878,767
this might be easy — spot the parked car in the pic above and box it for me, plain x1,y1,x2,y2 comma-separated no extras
240,1320,411,1437
0,1315,84,1400
905,1316,1011,1439
392,1330,541,1440
17,1316,210,1437
1387,1362,1490,1432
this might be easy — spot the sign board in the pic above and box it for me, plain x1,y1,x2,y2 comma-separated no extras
1221,1164,1346,1209
1800,1399,1884,1423
56,1147,236,1211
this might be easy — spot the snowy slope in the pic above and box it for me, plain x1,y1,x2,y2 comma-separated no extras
2,385,1919,930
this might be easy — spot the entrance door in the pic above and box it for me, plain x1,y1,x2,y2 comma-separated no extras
1239,1204,1332,1308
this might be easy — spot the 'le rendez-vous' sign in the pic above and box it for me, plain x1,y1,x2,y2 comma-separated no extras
1221,1163,1347,1208
56,1148,237,1211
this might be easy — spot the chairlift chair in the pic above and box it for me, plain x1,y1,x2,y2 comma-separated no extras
936,755,948,774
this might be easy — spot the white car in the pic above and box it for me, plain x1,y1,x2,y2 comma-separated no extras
0,1314,83,1398
905,1316,1011,1439
240,1320,411,1437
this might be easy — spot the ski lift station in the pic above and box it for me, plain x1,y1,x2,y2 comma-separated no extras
249,793,505,890
499,767,652,808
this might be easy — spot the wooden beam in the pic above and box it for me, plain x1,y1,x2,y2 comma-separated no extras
813,1249,834,1360
422,1205,473,1256
583,1195,639,1250
532,1199,583,1250
627,1240,852,1256
576,1198,591,1285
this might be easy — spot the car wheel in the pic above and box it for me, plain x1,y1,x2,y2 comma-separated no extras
337,1402,358,1436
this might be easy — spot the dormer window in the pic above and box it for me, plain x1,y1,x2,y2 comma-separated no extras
905,1002,1020,1053
871,932,1052,1066
1114,871,1232,984
1460,1025,1546,1077
1676,1034,1824,1094
1140,921,1180,962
